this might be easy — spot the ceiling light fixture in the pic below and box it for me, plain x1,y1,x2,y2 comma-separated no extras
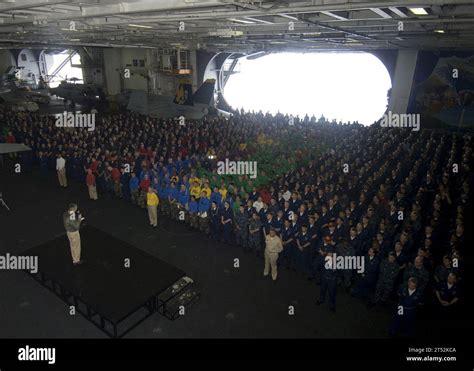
278,14,299,21
408,7,428,15
227,18,255,24
128,24,152,29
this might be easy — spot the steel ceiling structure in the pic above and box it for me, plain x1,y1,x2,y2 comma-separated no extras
0,0,472,51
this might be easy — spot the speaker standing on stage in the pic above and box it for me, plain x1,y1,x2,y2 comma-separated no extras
63,203,84,266
147,187,159,227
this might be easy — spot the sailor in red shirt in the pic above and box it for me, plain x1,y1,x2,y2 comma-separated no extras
104,150,112,162
146,146,154,158
110,166,122,198
90,157,99,175
5,131,16,143
86,169,98,200
4,131,16,158
258,188,272,205
138,175,151,208
138,143,147,156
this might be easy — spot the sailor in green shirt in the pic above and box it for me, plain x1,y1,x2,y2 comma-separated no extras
257,171,270,188
239,186,248,200
228,182,236,195
243,178,253,194
232,196,241,214
210,173,220,186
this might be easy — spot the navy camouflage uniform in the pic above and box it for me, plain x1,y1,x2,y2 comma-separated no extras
403,264,430,296
234,211,249,250
248,217,262,255
374,257,400,303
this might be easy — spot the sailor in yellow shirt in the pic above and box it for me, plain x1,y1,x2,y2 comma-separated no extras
218,186,228,201
146,187,159,227
170,174,179,184
189,175,201,187
201,181,212,199
190,181,201,199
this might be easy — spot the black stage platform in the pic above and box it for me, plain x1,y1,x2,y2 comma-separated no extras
21,225,185,338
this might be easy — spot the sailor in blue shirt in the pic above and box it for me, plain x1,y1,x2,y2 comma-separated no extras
168,181,179,201
306,201,316,217
134,157,142,177
183,157,192,171
245,200,256,219
175,157,183,172
177,183,189,221
161,171,171,188
307,215,319,279
39,152,49,177
188,196,199,213
308,216,319,242
282,201,292,221
289,193,302,212
316,251,337,312
211,187,222,207
352,247,381,299
259,203,269,223
224,193,233,207
188,195,199,229
159,183,169,216
273,210,284,235
435,272,460,318
177,184,189,206
220,201,234,243
297,204,309,226
263,213,276,237
177,173,188,188
290,213,301,235
166,158,174,174
314,235,336,284
198,191,211,234
129,172,139,205
157,180,167,199
389,278,422,337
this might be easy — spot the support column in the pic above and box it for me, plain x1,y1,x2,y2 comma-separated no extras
388,49,419,114
189,48,198,91
103,49,122,96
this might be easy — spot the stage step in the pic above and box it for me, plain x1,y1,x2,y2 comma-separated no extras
156,276,200,321
162,286,201,321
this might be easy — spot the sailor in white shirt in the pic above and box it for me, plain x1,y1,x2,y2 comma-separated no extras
252,196,264,213
56,153,68,188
